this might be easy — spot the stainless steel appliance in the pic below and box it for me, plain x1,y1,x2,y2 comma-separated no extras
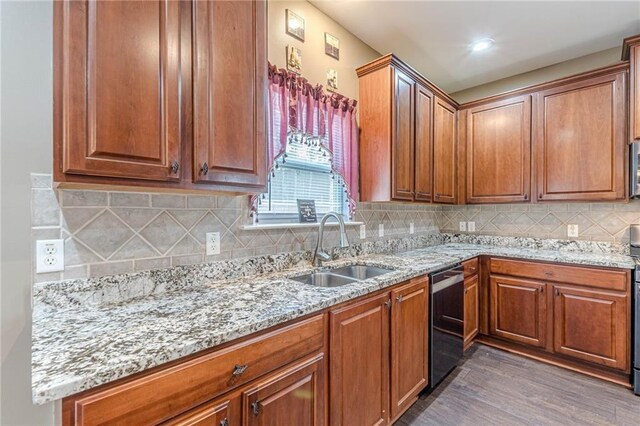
631,143,640,198
631,225,640,395
428,265,464,389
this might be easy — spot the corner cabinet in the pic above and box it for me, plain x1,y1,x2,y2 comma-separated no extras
357,54,458,204
54,0,267,193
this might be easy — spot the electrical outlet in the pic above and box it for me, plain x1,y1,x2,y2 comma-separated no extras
409,222,415,234
567,224,579,238
359,224,366,239
36,239,64,273
206,232,221,255
459,221,467,232
378,223,384,237
468,221,476,232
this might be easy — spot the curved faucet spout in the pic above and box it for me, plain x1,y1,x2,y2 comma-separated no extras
312,212,350,267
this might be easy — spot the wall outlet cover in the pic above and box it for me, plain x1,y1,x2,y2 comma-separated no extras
378,223,384,237
459,221,467,232
468,221,476,232
359,224,366,239
567,224,579,238
206,232,221,256
36,239,64,273
409,222,415,234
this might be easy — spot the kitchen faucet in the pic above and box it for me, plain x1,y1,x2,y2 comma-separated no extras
312,212,350,267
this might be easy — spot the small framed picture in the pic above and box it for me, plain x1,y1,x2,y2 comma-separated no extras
324,32,340,60
286,46,302,74
297,199,317,223
286,9,305,42
327,69,338,92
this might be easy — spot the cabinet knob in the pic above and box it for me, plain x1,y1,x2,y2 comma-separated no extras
396,295,403,304
385,299,392,309
251,401,262,416
201,162,209,175
524,194,528,200
555,288,560,297
232,364,248,376
220,419,229,426
170,160,179,174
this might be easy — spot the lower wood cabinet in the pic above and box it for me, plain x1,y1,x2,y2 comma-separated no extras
162,395,240,426
463,274,479,349
489,275,547,349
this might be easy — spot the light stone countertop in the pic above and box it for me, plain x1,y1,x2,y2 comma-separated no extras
31,242,635,404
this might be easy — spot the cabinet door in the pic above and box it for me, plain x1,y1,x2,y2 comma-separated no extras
193,0,267,190
631,44,640,141
533,72,626,201
464,275,479,348
490,275,547,348
243,354,324,426
553,285,629,371
466,96,531,203
55,0,181,181
390,278,428,419
162,396,239,426
414,84,434,202
433,97,457,204
392,69,415,201
330,293,390,426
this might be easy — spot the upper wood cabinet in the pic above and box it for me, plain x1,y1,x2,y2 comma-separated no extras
54,0,181,182
54,0,267,193
463,96,531,203
623,35,640,141
192,0,267,190
357,55,457,204
532,70,627,201
433,97,458,204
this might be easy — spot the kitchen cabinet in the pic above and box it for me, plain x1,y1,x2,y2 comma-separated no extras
463,96,531,203
54,0,267,193
623,35,640,141
464,274,479,349
553,285,629,371
390,278,428,419
357,54,458,204
489,275,547,349
162,396,240,426
433,97,458,204
532,70,626,201
192,0,267,190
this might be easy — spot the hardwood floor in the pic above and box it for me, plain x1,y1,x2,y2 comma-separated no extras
397,344,639,426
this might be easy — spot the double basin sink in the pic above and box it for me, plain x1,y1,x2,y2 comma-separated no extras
291,265,394,288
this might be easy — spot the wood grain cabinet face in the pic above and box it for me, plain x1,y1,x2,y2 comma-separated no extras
465,96,531,203
631,44,640,141
433,97,457,204
414,84,434,202
243,355,325,426
392,69,416,201
490,275,547,348
161,397,240,426
464,275,479,348
553,285,629,371
330,293,390,426
193,0,267,190
390,278,428,419
56,0,181,181
533,72,626,201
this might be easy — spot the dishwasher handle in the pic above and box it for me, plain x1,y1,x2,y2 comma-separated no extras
431,267,464,293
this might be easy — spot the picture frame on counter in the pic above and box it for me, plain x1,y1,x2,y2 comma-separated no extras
286,9,305,42
286,46,302,74
325,32,340,60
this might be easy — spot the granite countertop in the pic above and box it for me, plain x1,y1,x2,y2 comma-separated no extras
31,242,635,404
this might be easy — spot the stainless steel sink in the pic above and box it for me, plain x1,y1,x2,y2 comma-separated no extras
291,272,356,288
330,265,394,280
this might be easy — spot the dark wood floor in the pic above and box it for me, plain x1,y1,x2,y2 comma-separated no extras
397,344,640,426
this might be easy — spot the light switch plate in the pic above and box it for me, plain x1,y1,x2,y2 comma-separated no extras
378,223,384,237
409,222,415,234
567,224,579,238
36,239,64,273
206,232,221,255
360,224,366,239
459,222,467,232
468,221,476,232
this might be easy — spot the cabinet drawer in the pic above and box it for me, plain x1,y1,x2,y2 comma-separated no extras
462,258,479,277
67,315,325,426
489,258,629,291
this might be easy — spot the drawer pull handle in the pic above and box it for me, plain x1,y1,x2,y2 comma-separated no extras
252,401,262,416
201,162,209,175
545,272,553,276
385,299,392,309
170,160,179,174
220,418,229,426
232,364,248,376
396,295,403,304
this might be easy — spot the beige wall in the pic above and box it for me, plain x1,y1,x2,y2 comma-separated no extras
267,0,380,100
451,47,622,103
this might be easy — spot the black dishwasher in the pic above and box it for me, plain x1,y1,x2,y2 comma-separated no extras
428,265,464,390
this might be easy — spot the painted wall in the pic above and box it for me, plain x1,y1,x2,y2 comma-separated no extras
267,0,380,100
1,1,57,424
450,47,622,103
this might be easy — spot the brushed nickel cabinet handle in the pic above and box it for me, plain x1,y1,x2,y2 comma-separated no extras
220,418,229,426
251,401,261,416
385,299,392,309
232,364,248,376
170,160,179,174
396,295,403,303
201,162,209,175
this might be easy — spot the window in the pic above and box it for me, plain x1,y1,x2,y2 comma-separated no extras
256,134,349,224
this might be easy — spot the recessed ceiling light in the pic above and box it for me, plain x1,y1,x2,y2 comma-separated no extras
470,38,494,52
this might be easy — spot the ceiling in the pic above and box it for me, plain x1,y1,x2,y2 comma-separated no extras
310,1,640,93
